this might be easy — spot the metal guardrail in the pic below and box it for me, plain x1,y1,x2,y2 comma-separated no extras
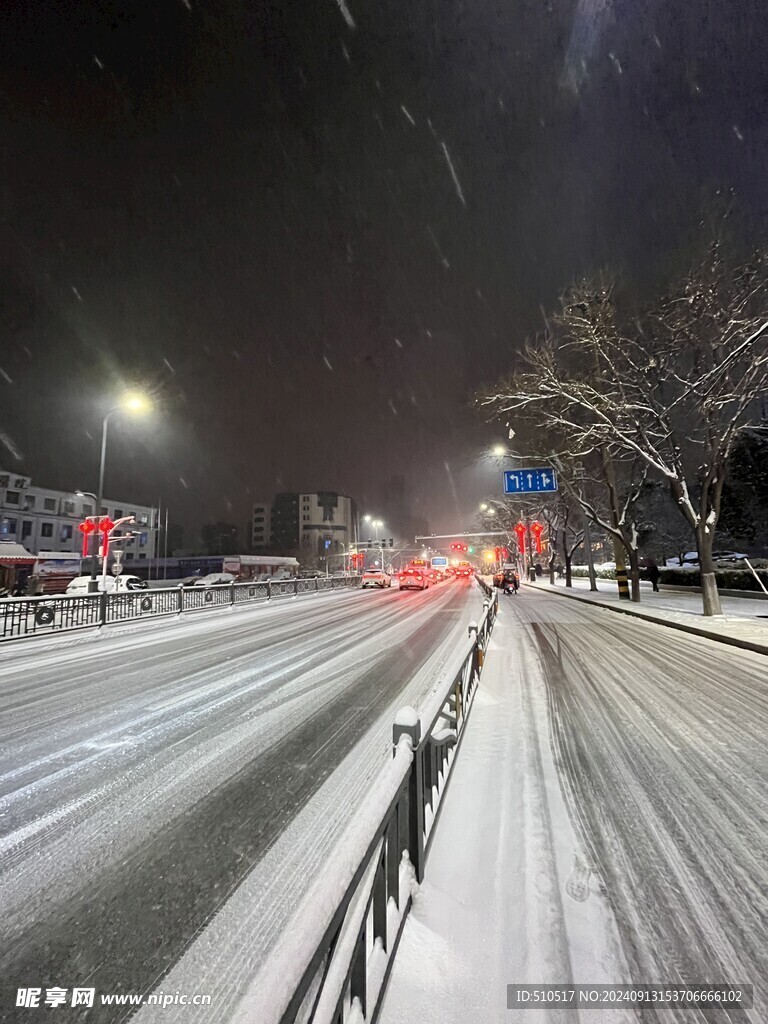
0,575,361,642
273,587,498,1024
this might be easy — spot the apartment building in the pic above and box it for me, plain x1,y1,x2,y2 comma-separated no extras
0,470,157,562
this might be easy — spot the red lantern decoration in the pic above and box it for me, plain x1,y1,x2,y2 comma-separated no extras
514,521,526,552
530,520,544,553
78,520,95,557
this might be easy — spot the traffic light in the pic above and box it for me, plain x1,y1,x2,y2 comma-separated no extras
389,538,394,547
468,546,475,554
450,542,468,553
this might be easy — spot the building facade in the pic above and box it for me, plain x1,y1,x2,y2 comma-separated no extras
0,469,157,562
251,492,357,564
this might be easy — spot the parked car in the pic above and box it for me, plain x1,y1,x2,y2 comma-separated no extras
66,574,147,596
361,569,392,588
185,572,236,587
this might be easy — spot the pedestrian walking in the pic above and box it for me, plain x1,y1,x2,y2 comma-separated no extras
646,559,660,592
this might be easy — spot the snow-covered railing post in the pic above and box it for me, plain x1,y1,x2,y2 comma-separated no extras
393,707,424,883
266,577,272,601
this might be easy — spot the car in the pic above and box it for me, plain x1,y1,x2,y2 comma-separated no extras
398,568,428,590
193,572,236,587
66,574,147,595
361,569,392,588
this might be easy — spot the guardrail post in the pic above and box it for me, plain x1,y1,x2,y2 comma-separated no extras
230,582,235,605
99,592,108,627
315,577,319,593
177,587,184,614
393,707,424,883
267,578,272,601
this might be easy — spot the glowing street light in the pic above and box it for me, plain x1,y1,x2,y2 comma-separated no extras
492,444,507,457
87,390,152,591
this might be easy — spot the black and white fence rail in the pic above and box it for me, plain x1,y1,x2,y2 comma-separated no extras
246,585,498,1024
0,575,361,642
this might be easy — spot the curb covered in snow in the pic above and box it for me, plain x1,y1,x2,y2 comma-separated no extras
524,583,768,658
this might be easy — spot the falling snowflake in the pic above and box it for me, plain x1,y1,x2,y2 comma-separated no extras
333,0,355,30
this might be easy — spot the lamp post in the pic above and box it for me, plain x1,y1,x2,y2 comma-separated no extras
87,392,150,592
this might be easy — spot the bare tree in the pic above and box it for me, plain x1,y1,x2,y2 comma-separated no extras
478,244,768,615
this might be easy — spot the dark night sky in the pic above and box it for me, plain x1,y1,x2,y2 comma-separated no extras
2,0,767,542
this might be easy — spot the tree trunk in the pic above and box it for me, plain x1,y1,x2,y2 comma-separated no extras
696,525,722,616
565,554,573,587
627,546,641,602
548,527,557,584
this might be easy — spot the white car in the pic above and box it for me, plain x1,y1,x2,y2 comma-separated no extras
66,574,147,595
194,572,236,587
361,569,392,588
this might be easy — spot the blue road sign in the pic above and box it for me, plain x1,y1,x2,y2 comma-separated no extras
503,468,558,494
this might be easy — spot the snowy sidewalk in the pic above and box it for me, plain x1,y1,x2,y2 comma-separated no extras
378,603,633,1024
527,577,768,654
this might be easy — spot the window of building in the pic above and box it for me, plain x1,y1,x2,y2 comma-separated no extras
303,515,309,521
139,533,147,546
21,520,32,539
126,552,134,560
63,500,75,515
23,494,35,510
60,525,73,541
41,522,53,538
254,516,264,523
138,513,148,526
0,474,8,488
1,518,16,534
114,509,123,519
138,553,146,560
14,478,25,488
44,497,56,512
5,490,19,505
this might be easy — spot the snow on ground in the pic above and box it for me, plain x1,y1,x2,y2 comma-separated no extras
380,600,634,1024
134,585,485,1024
0,578,484,1021
529,577,768,651
380,590,768,1024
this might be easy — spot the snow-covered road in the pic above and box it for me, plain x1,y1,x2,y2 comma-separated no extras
0,580,483,1020
382,589,767,1024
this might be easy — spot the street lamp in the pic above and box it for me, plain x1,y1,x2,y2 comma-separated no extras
87,391,151,592
492,444,507,457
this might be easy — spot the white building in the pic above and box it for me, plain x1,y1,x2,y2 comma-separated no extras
0,469,158,563
298,492,356,560
252,492,357,562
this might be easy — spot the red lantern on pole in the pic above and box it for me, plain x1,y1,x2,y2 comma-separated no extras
530,520,544,554
78,520,95,557
514,521,526,553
